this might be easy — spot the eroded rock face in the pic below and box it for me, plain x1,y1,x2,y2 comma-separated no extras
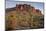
5,4,44,30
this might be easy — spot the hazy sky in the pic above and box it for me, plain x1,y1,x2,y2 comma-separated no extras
6,0,44,14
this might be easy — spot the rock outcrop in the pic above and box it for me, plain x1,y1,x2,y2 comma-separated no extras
5,4,44,30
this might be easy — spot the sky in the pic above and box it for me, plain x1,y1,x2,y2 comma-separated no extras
6,0,44,14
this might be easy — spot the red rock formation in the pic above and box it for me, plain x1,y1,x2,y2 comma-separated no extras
31,7,36,13
16,4,42,16
35,9,42,16
16,4,30,11
6,4,44,30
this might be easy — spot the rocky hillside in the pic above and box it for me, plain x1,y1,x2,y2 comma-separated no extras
5,4,44,30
